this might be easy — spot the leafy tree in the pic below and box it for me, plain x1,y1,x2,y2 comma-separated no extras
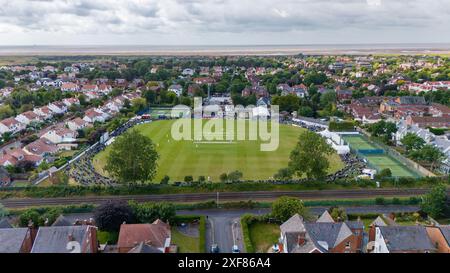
227,170,243,182
198,176,206,183
298,106,314,117
421,184,448,218
0,203,8,218
401,133,425,152
271,196,310,222
129,201,176,224
376,168,392,180
219,173,228,182
368,120,397,144
19,209,40,227
329,207,348,222
272,94,300,113
274,168,293,180
160,175,170,184
410,145,445,170
289,130,333,179
184,175,194,183
105,129,159,183
94,200,135,232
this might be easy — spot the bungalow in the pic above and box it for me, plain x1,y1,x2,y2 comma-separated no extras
48,101,68,114
374,226,436,253
0,117,26,135
15,111,41,126
0,228,35,253
61,82,79,92
67,117,90,131
31,225,98,253
117,220,171,253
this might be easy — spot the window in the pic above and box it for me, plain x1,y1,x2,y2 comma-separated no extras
345,242,351,248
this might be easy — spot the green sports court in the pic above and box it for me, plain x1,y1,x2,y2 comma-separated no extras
342,134,420,178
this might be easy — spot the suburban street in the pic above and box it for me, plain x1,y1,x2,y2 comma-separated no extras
177,205,420,253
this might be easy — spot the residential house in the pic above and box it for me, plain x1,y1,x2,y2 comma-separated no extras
67,117,90,131
168,84,183,97
15,111,41,126
0,117,26,134
429,103,450,117
98,84,112,94
182,68,195,76
33,106,53,120
406,115,450,128
41,126,78,144
280,212,363,253
336,89,353,101
24,138,59,157
81,84,99,93
83,108,108,123
31,225,98,253
62,97,80,107
61,82,79,92
373,226,436,253
426,226,450,253
0,148,43,167
0,228,35,253
48,101,68,115
117,220,171,253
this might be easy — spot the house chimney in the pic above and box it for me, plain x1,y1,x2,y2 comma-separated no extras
298,232,306,246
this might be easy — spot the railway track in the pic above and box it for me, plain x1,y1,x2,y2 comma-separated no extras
0,188,435,208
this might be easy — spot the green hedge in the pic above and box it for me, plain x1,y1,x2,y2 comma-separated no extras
198,216,206,253
240,215,255,253
329,121,355,132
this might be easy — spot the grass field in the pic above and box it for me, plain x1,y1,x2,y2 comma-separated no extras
93,119,344,182
248,222,280,253
171,227,200,253
342,135,418,178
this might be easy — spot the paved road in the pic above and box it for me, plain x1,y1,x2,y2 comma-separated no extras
177,205,420,253
0,188,434,208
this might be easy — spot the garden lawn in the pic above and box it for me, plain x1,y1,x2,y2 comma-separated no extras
248,222,280,253
93,119,344,182
171,227,199,253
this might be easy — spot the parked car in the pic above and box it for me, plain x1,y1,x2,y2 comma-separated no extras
211,244,219,253
232,245,240,253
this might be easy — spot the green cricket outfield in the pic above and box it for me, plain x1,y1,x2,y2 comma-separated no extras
93,119,344,182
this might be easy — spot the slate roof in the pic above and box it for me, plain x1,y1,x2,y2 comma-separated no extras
51,215,72,227
280,214,305,234
378,226,435,252
128,242,163,253
0,218,13,229
370,216,387,227
0,228,29,253
305,222,353,251
345,221,364,230
316,211,334,223
31,225,93,253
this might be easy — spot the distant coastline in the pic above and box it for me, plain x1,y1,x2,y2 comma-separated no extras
0,43,450,56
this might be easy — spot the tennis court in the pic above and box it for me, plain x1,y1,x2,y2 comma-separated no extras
342,135,379,150
342,134,419,178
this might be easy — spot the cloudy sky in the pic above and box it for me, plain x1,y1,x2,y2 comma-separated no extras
0,0,449,45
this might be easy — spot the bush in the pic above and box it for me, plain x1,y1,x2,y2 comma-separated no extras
129,201,176,224
184,176,194,183
329,121,355,132
160,175,170,185
392,198,401,205
375,197,386,205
